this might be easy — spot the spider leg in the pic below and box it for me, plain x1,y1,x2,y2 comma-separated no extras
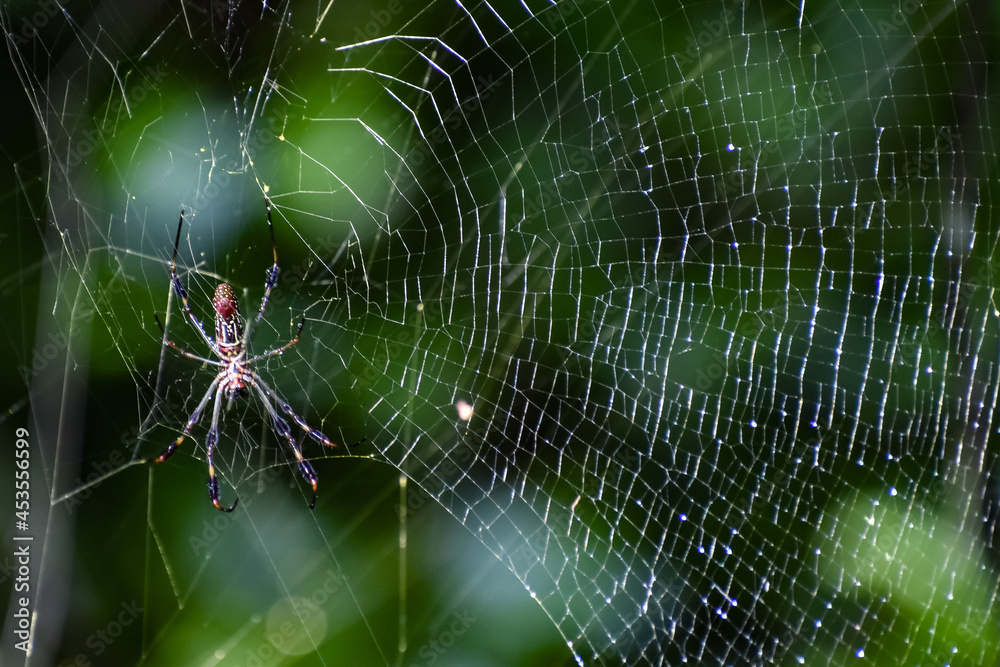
154,314,223,366
246,315,305,364
168,211,220,352
246,376,319,509
256,198,280,323
154,376,221,463
251,370,337,449
205,382,238,512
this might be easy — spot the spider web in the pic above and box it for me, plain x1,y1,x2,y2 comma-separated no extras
2,0,1000,665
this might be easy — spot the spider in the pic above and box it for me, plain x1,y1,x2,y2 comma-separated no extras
153,199,335,511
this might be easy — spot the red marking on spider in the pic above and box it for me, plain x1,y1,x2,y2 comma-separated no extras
213,284,238,320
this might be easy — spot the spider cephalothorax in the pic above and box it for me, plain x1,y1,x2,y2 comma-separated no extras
153,200,336,511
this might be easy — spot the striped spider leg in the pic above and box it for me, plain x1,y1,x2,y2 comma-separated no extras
153,200,337,511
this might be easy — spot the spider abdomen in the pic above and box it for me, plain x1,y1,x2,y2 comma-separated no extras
213,283,245,357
